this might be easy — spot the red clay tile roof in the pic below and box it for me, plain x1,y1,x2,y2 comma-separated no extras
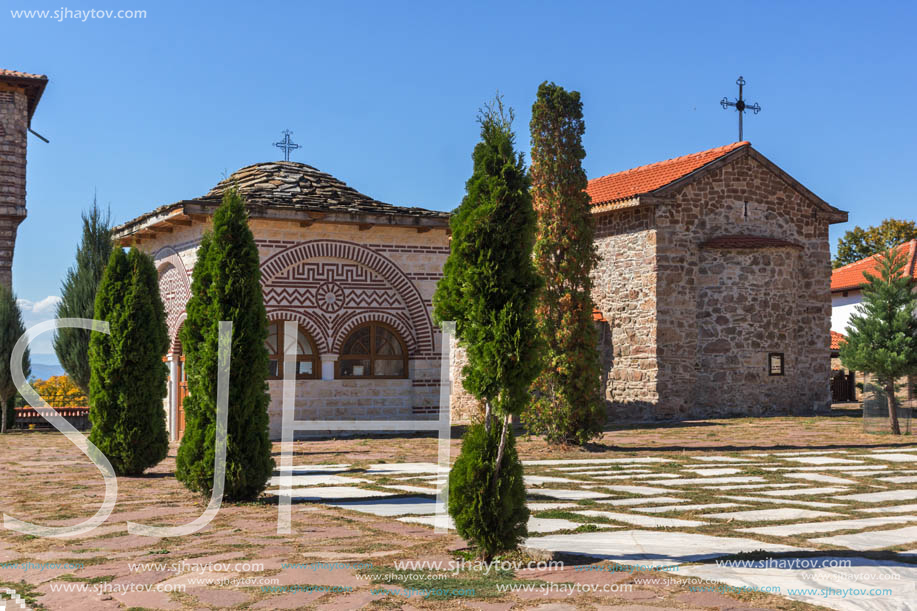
592,307,607,323
700,235,803,250
0,68,47,80
830,239,917,292
830,330,846,351
0,68,49,123
586,141,749,206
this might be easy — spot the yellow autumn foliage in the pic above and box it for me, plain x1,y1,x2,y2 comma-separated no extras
31,376,88,407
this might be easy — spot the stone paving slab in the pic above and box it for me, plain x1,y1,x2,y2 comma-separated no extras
593,484,673,495
268,474,371,486
776,456,864,465
701,507,841,521
785,472,858,485
808,525,917,550
690,456,755,462
834,490,917,503
327,496,445,516
528,488,611,500
721,495,845,508
273,486,395,500
736,515,917,537
644,476,765,486
381,484,439,494
761,465,890,471
524,475,583,485
525,458,673,465
524,530,803,563
364,462,448,474
680,557,917,611
858,503,917,514
877,475,917,484
575,510,707,528
527,502,576,511
853,453,917,462
682,467,742,476
870,447,917,453
596,496,686,506
759,486,849,496
632,502,745,513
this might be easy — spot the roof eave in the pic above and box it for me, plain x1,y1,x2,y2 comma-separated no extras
0,73,48,125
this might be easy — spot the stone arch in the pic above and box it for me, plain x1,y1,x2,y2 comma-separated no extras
259,240,435,355
331,311,417,355
265,309,330,354
154,246,191,348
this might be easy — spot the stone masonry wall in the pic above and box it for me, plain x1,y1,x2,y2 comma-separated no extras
0,86,28,288
591,206,659,419
654,152,833,417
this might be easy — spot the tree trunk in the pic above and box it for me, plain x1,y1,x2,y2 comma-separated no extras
886,381,901,435
492,414,510,492
484,401,492,435
1,394,8,434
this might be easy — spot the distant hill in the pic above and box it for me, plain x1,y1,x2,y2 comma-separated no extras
30,362,67,380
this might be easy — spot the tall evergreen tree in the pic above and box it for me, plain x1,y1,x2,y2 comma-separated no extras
840,247,917,434
88,247,170,473
176,188,274,501
434,97,540,559
0,287,30,434
524,81,604,446
54,199,113,394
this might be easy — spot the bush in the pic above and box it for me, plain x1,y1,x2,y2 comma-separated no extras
175,187,274,501
88,247,170,475
448,423,528,560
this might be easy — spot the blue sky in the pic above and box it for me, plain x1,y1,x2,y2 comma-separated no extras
3,0,915,361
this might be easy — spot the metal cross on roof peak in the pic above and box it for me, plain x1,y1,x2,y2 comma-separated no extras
273,129,301,161
720,76,761,142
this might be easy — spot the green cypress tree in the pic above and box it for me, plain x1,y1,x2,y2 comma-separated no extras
88,247,170,474
434,97,540,559
176,188,274,501
0,287,30,434
840,247,917,434
524,81,604,446
54,199,113,394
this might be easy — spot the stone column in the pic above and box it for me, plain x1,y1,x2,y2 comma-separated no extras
320,354,337,381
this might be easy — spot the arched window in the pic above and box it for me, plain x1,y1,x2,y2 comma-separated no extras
337,323,407,379
265,321,319,380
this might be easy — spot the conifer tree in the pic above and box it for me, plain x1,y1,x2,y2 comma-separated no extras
434,97,540,559
0,287,30,434
88,247,169,473
54,199,113,394
176,188,274,501
840,247,917,434
524,81,604,445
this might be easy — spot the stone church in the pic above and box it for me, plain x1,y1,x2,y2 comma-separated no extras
113,141,847,440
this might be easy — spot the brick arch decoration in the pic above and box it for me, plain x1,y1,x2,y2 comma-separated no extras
260,240,435,355
331,312,417,355
154,246,191,352
265,310,330,354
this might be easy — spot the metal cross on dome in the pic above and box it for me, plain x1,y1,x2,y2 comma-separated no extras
273,129,301,161
720,76,761,141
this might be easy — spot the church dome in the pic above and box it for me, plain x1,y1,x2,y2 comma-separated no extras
198,161,447,219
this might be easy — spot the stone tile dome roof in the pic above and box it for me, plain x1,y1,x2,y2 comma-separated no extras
197,161,449,219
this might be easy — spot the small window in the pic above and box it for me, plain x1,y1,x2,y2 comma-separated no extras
768,352,785,376
265,321,319,380
337,323,407,379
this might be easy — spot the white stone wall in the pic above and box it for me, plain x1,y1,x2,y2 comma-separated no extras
831,291,862,333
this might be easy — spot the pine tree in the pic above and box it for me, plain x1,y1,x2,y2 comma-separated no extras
0,287,30,434
524,81,604,446
54,199,113,394
433,97,539,559
175,188,274,501
840,247,917,434
88,247,170,473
